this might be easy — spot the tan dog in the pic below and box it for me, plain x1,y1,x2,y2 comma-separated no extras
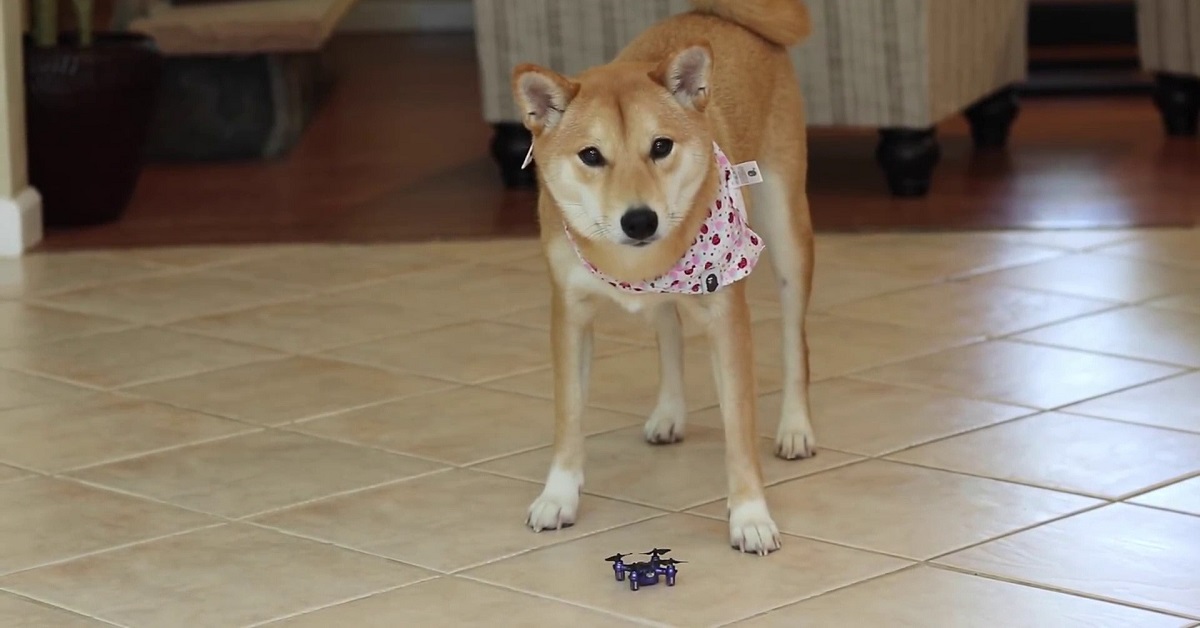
510,0,815,555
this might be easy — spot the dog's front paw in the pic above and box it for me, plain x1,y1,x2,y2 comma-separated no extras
729,499,781,556
644,401,686,444
526,467,582,532
774,424,816,460
526,491,578,532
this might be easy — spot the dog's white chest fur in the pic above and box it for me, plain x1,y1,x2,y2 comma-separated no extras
546,238,676,314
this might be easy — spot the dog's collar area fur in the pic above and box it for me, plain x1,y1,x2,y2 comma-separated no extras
566,142,766,295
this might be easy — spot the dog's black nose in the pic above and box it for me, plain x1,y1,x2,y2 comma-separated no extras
620,207,659,241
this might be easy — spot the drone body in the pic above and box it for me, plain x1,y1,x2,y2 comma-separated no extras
604,548,686,591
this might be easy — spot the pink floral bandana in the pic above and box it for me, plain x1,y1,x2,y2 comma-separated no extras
567,143,766,295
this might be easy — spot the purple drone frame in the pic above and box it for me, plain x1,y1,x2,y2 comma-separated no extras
605,548,686,591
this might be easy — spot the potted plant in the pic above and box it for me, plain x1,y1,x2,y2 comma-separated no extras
24,0,163,227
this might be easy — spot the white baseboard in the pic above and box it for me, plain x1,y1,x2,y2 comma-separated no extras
339,0,474,33
0,186,43,257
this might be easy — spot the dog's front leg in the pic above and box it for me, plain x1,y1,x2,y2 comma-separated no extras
704,286,781,555
527,287,596,532
644,302,687,444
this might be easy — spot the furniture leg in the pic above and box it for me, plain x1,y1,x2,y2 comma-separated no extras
964,86,1020,149
875,128,941,198
1153,72,1200,137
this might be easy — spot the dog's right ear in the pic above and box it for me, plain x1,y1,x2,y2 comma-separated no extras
512,64,580,135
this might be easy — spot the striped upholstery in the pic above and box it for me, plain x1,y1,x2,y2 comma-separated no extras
1137,0,1200,76
473,0,1027,128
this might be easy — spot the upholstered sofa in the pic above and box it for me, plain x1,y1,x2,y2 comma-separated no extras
1137,0,1200,136
472,0,1029,197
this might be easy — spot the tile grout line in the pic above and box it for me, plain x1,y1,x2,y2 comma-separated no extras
464,442,868,517
849,363,1191,418
315,334,646,389
1055,406,1200,438
27,282,322,329
444,511,673,576
454,573,672,627
464,464,691,513
240,505,675,589
275,394,647,468
109,380,466,451
13,267,188,300
681,506,918,563
166,304,492,357
239,520,449,575
0,344,290,393
58,462,455,535
1119,499,1200,519
820,280,1127,337
853,411,1045,459
868,414,1200,496
0,365,111,394
0,323,142,353
922,499,1114,565
926,562,1200,623
0,521,228,581
875,456,1116,502
866,412,1200,484
680,469,1134,570
233,466,456,521
811,243,1070,287
712,562,925,627
0,586,131,627
308,259,509,298
1116,468,1200,503
835,373,1045,411
240,576,443,628
57,474,244,521
48,423,267,476
1001,336,1200,371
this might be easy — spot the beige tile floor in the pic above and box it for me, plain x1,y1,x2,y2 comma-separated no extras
0,229,1198,627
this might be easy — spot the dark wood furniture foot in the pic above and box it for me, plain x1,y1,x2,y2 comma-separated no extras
875,128,941,198
965,87,1020,149
491,123,537,188
1153,72,1200,137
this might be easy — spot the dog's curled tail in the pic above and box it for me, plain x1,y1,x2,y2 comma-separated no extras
689,0,811,47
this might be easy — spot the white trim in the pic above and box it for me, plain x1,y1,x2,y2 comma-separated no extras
339,0,473,33
0,186,43,257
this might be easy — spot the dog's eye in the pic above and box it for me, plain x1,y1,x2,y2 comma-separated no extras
650,138,674,160
578,147,606,167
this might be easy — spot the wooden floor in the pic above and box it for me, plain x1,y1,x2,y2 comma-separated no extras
37,34,1200,251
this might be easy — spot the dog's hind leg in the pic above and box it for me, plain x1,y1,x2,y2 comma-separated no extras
751,78,817,460
644,302,687,444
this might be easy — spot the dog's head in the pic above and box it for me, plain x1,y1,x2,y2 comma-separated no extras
511,43,717,249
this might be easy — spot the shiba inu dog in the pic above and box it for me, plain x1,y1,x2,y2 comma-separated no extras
511,0,815,555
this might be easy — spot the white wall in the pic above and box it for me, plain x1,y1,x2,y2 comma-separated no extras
0,0,43,257
339,0,474,33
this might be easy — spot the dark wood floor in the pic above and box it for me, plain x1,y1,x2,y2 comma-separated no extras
38,34,1200,251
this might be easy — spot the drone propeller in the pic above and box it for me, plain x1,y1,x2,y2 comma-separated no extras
660,558,687,565
642,548,671,557
605,553,631,562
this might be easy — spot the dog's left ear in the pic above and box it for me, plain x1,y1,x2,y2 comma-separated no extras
650,41,713,112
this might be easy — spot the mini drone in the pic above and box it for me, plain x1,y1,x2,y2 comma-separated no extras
604,548,687,591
